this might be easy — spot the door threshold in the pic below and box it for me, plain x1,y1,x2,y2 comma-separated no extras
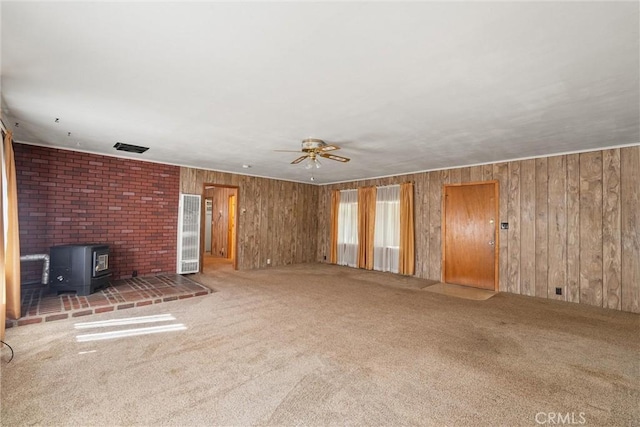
423,282,497,301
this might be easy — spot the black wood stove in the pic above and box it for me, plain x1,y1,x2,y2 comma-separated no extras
49,244,111,296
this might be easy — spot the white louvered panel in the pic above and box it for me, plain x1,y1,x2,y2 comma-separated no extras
177,194,201,274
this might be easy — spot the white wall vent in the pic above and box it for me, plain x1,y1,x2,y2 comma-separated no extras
177,194,201,274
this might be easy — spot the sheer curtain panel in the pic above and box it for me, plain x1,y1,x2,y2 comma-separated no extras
337,189,358,267
330,190,340,264
374,185,400,273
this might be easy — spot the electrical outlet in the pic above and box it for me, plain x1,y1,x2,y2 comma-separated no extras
267,258,271,265
500,222,509,230
555,287,562,295
323,255,327,261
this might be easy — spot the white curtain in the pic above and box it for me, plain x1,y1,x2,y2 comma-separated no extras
337,189,358,267
374,185,400,273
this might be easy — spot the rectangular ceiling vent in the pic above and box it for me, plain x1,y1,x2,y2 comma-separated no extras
114,142,149,154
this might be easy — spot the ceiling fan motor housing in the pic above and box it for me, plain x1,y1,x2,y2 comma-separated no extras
301,138,326,152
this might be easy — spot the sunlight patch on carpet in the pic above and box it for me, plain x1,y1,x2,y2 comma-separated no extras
75,313,187,342
76,324,187,342
74,313,176,329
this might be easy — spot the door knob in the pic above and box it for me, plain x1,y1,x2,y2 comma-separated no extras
489,240,495,246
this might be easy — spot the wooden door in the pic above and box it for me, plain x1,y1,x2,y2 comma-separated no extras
443,181,498,290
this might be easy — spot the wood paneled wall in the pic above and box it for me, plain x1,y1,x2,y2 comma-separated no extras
317,146,640,313
181,168,318,270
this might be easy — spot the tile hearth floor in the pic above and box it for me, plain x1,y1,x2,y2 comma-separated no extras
5,275,212,329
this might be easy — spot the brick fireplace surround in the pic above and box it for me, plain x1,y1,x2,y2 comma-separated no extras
15,143,181,284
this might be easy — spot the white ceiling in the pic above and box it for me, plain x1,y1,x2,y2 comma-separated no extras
2,1,638,185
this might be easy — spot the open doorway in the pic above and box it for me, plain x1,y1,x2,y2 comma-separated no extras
202,184,239,272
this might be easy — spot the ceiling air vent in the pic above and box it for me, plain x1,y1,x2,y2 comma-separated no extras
114,142,149,154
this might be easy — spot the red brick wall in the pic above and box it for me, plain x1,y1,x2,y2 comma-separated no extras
15,144,180,283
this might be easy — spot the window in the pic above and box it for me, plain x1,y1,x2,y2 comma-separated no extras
373,185,400,273
337,189,358,267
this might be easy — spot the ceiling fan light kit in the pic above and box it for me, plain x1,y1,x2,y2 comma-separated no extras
304,155,321,169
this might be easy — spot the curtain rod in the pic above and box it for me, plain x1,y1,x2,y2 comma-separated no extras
340,184,402,191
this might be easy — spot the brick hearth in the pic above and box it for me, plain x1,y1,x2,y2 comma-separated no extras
5,275,212,329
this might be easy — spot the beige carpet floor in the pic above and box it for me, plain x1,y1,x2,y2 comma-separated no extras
1,263,638,426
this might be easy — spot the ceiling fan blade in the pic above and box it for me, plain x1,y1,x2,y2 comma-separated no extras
319,144,340,152
319,152,350,163
274,150,303,153
291,155,308,164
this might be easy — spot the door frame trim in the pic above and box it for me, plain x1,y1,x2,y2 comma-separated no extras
204,197,213,254
441,180,499,291
227,193,236,261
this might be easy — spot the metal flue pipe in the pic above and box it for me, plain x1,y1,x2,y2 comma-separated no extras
19,253,50,285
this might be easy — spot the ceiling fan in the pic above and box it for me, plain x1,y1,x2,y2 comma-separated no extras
276,138,350,169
